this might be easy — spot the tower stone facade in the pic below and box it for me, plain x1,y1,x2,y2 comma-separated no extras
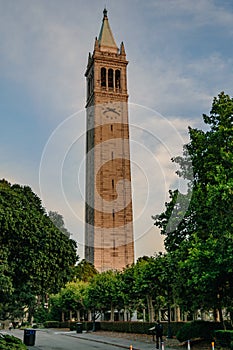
85,9,134,271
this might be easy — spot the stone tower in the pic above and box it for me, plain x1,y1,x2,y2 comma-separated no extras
84,9,134,272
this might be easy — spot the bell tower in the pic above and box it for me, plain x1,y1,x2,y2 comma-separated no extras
85,9,134,271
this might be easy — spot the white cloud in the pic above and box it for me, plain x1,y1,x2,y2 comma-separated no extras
0,0,232,260
37,103,193,259
145,0,233,31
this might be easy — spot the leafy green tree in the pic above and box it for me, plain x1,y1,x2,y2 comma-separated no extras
74,259,98,282
0,180,78,321
58,281,88,321
133,255,177,323
133,257,159,322
86,270,124,321
0,247,14,321
48,211,70,238
153,92,233,320
47,293,62,321
120,263,143,319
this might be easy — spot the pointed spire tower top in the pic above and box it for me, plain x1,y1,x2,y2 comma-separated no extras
97,8,119,54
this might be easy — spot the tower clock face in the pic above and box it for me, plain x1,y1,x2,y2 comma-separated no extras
101,104,122,121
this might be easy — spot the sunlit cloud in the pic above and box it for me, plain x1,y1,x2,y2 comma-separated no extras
1,0,233,260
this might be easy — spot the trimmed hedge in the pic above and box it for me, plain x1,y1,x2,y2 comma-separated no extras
49,319,227,344
215,330,233,349
176,321,222,342
70,321,100,332
0,334,27,350
44,321,60,328
69,321,184,336
59,322,70,329
100,321,153,334
99,321,185,336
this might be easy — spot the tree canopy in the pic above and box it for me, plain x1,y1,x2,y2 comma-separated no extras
153,92,233,320
48,211,71,238
2,92,233,324
0,180,78,320
73,259,98,282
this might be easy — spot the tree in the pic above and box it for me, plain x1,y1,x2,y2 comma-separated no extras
46,293,62,322
0,180,78,321
120,263,143,319
0,247,14,320
86,270,124,321
74,259,98,282
48,211,71,238
153,92,233,319
56,281,88,321
133,257,160,322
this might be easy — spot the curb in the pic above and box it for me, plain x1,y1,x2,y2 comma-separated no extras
66,333,142,350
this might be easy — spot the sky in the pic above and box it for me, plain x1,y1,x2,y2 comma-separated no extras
1,0,233,261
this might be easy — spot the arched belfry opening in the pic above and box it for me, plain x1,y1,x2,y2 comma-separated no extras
101,67,106,87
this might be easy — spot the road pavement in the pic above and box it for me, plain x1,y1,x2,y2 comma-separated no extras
1,328,175,350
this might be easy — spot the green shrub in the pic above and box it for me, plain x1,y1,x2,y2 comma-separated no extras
20,322,30,329
99,321,153,334
0,333,27,349
44,320,59,328
215,330,233,348
68,320,190,337
70,321,100,332
87,321,100,331
33,306,49,324
70,322,76,331
176,321,221,342
99,321,184,336
59,321,70,329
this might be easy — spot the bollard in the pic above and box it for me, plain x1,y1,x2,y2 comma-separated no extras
161,341,165,350
211,341,214,350
187,340,191,350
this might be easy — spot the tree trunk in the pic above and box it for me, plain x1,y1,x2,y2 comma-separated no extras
110,304,114,321
213,308,220,322
27,306,34,325
76,310,80,321
88,310,92,321
230,311,233,327
143,308,146,322
218,308,223,323
174,306,181,322
124,309,128,321
69,310,72,321
146,295,154,322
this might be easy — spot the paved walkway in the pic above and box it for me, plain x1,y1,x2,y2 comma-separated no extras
65,330,177,350
1,328,178,350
